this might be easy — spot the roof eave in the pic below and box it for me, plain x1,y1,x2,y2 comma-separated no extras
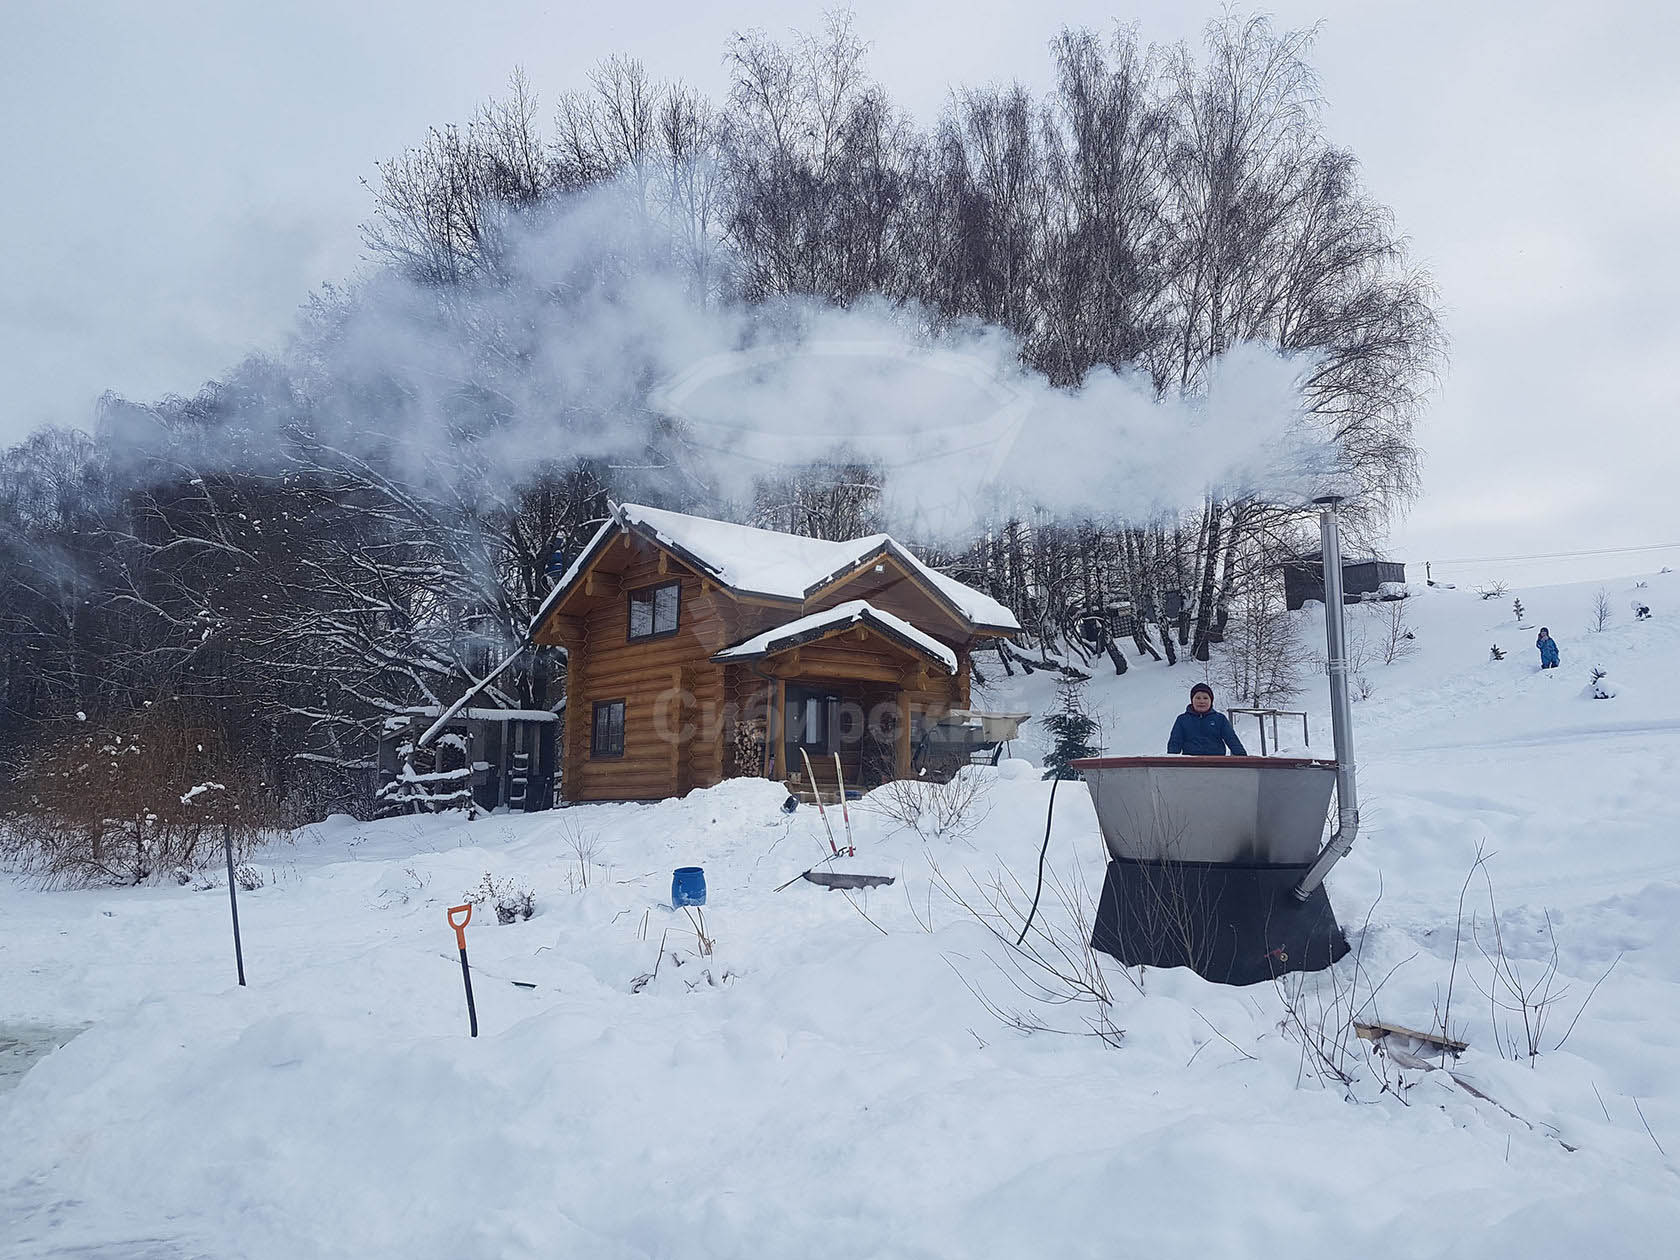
714,607,957,675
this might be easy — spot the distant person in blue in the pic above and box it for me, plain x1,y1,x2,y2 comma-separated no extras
1168,683,1249,756
1536,628,1561,670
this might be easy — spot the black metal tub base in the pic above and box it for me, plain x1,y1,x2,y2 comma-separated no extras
1091,857,1350,986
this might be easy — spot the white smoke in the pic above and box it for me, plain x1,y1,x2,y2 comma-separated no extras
113,182,1338,538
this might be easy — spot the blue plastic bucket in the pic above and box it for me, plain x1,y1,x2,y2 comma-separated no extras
671,866,707,907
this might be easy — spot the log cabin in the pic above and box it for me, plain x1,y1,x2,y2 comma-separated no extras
529,503,1025,803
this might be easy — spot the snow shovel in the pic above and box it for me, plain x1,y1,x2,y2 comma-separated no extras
447,903,478,1038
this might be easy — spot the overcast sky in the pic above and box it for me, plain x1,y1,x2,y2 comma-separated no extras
4,0,1677,587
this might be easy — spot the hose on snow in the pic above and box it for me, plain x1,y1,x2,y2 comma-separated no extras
1015,774,1062,947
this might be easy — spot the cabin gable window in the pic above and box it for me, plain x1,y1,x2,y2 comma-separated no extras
627,579,681,641
591,700,626,757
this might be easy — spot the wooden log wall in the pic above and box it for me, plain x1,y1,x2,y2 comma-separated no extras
553,538,744,801
541,528,992,802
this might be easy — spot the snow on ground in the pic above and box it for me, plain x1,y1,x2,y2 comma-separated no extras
4,571,1679,1257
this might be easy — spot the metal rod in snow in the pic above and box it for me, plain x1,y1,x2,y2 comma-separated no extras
416,645,528,749
223,822,246,986
1295,497,1361,899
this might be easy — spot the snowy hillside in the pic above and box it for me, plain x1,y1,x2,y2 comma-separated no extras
4,572,1679,1257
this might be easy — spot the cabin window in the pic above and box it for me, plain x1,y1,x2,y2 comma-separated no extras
627,580,681,640
591,700,626,757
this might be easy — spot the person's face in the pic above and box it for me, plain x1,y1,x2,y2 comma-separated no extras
1192,693,1212,714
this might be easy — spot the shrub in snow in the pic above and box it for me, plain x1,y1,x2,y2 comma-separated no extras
867,771,990,841
1490,644,1505,661
1633,601,1652,621
1370,599,1417,664
1590,587,1613,632
466,872,535,924
1476,581,1509,600
236,865,265,892
1378,581,1410,601
1513,597,1525,622
558,820,606,891
1585,667,1618,700
0,702,278,887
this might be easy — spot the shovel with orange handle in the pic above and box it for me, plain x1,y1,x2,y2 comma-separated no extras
447,903,478,1037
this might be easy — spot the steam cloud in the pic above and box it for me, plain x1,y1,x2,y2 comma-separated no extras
104,183,1337,540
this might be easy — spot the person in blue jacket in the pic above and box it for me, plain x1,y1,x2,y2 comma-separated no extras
1536,628,1560,669
1168,683,1249,756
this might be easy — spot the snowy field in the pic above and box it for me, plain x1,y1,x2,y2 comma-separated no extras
4,572,1679,1258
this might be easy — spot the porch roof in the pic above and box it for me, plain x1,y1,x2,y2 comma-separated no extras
712,599,958,674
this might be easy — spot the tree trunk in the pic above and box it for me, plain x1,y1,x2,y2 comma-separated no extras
1104,635,1129,675
1190,498,1223,661
1158,618,1177,666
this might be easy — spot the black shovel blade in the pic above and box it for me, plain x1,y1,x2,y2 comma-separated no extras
802,871,895,891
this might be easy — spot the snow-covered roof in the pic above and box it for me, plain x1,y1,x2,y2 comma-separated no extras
397,706,558,723
530,503,1019,636
712,600,958,674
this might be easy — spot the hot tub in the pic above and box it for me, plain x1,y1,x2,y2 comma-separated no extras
1069,755,1348,984
1071,755,1338,866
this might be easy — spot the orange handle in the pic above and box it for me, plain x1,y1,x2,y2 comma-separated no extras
447,903,473,950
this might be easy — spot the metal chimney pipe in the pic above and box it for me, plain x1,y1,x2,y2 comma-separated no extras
1294,496,1360,899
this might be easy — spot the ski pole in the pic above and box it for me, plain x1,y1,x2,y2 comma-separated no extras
447,903,478,1037
832,751,855,856
799,748,839,855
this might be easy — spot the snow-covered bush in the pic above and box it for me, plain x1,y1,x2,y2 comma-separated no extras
1585,667,1618,700
1490,644,1506,661
465,872,536,924
867,770,991,841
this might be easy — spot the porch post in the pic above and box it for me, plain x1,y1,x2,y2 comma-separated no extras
895,691,911,780
773,678,787,781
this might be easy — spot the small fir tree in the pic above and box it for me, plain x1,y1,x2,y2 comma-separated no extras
1041,674,1101,780
1513,597,1525,622
1490,643,1506,661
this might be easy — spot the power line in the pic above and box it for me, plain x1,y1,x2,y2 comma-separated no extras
1429,541,1680,567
